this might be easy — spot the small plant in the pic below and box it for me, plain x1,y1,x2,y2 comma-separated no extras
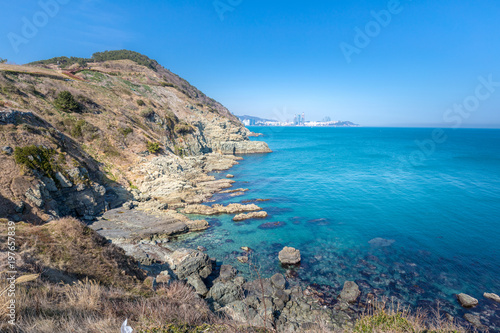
54,91,80,113
137,99,146,106
140,108,155,119
174,122,194,135
118,127,133,137
0,58,7,64
147,141,161,154
14,145,58,178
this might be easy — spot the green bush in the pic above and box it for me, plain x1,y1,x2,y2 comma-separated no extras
174,123,194,135
118,127,133,136
14,145,58,178
0,58,7,64
140,108,155,119
354,311,414,333
136,99,146,106
146,141,161,154
54,91,80,113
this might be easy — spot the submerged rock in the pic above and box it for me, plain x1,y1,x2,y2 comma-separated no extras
237,256,249,264
258,221,285,229
464,313,485,329
340,281,361,303
457,293,479,308
279,247,301,265
368,237,395,247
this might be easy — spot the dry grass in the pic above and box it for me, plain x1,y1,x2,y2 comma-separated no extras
354,298,469,333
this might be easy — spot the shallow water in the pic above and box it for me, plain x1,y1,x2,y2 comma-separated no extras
173,127,500,326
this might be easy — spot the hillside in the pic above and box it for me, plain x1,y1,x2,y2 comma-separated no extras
0,51,270,223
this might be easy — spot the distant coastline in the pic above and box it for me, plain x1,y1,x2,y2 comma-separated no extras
238,114,359,127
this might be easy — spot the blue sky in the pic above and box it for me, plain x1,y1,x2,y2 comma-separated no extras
1,0,500,127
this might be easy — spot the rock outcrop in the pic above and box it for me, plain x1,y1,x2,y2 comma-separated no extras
339,281,361,303
457,293,479,308
183,203,262,215
278,246,301,265
233,211,268,221
484,292,500,303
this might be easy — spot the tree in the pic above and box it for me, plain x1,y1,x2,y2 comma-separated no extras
54,91,80,112
0,58,7,64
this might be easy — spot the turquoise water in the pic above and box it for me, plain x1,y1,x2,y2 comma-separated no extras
175,127,500,323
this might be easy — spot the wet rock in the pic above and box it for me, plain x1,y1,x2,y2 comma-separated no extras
197,246,207,252
233,211,268,221
2,146,13,155
240,246,251,252
187,274,208,296
340,281,361,303
237,256,248,264
166,248,212,280
279,246,301,265
457,293,478,308
484,292,500,303
258,221,285,229
464,313,486,329
220,188,248,194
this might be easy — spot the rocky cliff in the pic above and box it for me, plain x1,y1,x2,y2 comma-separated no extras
0,51,270,223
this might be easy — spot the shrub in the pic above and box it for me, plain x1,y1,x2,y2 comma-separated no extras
147,141,161,154
140,108,155,119
137,99,146,106
14,145,58,178
0,58,7,64
174,122,194,135
54,91,80,113
118,127,133,137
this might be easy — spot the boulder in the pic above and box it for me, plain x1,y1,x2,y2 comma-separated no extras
217,264,238,282
206,281,243,306
483,292,500,303
340,281,361,303
185,219,209,231
55,172,73,188
233,211,268,221
166,248,212,280
156,271,171,285
270,273,286,290
2,146,13,155
278,247,301,265
457,293,478,308
187,274,208,296
226,174,234,178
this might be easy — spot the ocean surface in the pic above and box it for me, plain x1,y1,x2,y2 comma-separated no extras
174,127,500,323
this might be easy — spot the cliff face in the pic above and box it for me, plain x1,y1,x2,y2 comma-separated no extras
0,53,270,223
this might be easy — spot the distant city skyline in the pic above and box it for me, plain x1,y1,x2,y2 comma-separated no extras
1,1,500,128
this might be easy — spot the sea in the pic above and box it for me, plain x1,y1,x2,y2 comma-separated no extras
174,127,500,325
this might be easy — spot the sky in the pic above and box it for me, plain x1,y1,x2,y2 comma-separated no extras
1,0,500,127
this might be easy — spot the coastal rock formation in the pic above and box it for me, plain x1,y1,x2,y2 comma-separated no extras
183,203,262,215
457,293,479,308
484,292,500,303
279,247,301,265
340,281,361,303
219,141,272,155
165,248,213,280
233,211,268,221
